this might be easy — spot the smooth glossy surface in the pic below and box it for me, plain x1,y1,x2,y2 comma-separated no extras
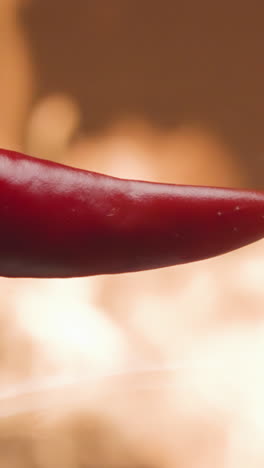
0,148,264,278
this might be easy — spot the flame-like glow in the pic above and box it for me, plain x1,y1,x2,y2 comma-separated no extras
0,3,264,466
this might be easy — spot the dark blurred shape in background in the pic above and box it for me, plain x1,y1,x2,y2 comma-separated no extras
22,1,264,187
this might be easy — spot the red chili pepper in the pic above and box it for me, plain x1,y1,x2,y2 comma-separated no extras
0,148,263,278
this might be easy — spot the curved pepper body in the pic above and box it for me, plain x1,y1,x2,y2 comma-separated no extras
0,148,264,278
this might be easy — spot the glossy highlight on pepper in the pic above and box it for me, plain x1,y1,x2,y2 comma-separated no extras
0,148,264,278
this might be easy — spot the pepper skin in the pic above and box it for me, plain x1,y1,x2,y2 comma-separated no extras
0,148,264,278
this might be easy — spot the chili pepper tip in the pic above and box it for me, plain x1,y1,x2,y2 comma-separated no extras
0,148,263,278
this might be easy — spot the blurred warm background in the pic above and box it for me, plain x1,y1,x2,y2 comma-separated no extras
0,1,264,467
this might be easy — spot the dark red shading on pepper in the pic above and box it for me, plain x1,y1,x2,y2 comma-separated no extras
0,148,263,278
